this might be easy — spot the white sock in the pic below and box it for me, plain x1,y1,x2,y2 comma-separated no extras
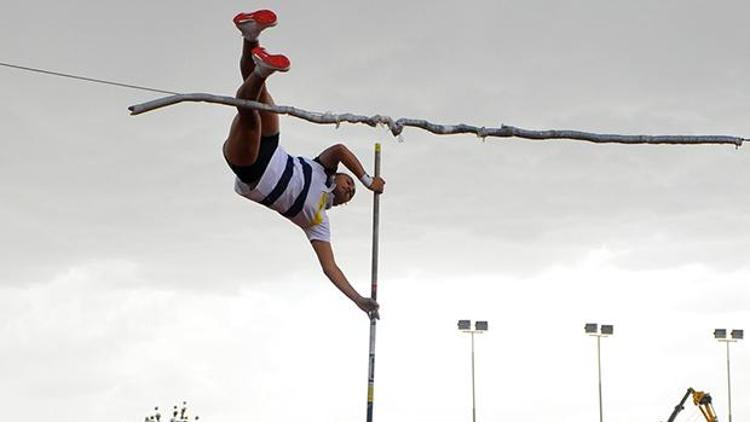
243,32,260,42
237,22,261,42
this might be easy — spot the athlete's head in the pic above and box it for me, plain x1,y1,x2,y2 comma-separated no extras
332,173,356,206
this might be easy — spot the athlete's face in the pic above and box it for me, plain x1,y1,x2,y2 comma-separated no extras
333,173,356,206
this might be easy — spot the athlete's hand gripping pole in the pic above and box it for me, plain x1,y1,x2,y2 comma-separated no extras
366,143,381,422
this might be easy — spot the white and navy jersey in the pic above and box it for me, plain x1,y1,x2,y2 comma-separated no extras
234,144,336,242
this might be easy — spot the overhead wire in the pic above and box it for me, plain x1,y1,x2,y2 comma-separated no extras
0,61,179,95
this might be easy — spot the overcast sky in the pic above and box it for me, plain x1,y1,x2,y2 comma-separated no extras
1,1,748,421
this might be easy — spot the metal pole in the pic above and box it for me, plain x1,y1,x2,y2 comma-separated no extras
597,335,603,422
471,331,477,422
726,341,733,422
366,143,381,422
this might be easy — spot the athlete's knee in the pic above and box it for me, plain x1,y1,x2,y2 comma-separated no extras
224,133,260,166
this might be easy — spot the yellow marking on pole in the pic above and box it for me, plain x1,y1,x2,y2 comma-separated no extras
375,143,381,152
368,385,374,402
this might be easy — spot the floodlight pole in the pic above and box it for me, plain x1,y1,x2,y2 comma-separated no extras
596,335,603,422
365,143,381,422
471,331,476,422
715,329,742,422
459,321,486,422
725,340,732,422
585,324,611,422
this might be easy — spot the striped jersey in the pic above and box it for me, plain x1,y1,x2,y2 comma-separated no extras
234,144,336,242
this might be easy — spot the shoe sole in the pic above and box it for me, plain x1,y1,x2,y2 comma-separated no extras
252,48,291,71
234,10,277,28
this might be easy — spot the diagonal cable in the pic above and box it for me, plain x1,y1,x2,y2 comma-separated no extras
0,61,178,95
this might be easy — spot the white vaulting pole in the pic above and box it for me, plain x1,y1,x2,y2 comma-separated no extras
366,143,381,422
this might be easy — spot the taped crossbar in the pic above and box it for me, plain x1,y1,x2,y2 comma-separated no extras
129,93,746,146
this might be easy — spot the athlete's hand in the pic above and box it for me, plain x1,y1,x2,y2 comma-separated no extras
357,297,380,319
368,176,385,194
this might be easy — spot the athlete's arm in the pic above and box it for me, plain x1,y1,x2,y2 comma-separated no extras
311,239,379,318
316,144,385,193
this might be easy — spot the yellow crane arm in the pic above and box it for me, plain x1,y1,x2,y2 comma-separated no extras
692,391,718,422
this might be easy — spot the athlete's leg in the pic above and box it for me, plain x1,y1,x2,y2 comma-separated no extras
223,60,266,167
235,10,277,79
257,85,279,137
241,39,280,138
223,10,281,167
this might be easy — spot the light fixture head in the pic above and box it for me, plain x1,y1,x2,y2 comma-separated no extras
585,323,598,334
458,320,471,330
714,329,727,339
601,325,614,335
475,321,488,331
731,329,744,340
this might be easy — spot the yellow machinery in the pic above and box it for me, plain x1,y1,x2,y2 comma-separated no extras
665,388,718,422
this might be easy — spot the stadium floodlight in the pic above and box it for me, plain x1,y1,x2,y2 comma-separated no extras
456,319,489,422
714,327,743,422
584,322,614,422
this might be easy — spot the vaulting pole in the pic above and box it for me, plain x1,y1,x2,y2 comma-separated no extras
366,143,381,422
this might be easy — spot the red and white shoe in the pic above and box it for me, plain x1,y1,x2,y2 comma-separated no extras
233,9,277,41
251,46,291,77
